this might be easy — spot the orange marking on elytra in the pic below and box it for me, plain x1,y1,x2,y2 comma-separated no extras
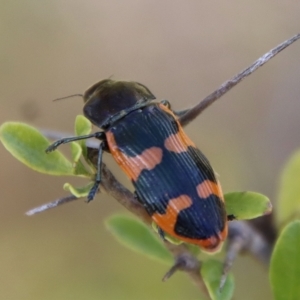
159,104,196,153
106,131,163,181
196,227,228,252
152,195,193,233
126,147,163,181
196,180,224,201
164,133,188,153
152,194,227,251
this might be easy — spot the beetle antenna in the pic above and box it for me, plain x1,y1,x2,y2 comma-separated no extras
52,94,84,102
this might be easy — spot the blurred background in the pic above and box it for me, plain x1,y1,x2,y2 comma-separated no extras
1,1,300,299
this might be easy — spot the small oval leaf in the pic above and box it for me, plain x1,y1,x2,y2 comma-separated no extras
75,115,92,137
201,260,234,300
0,122,74,175
224,192,272,220
71,141,82,163
75,115,92,158
63,182,93,198
270,221,300,300
106,215,172,264
70,142,91,177
276,151,300,226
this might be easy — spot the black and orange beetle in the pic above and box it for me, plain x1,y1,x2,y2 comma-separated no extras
46,79,228,252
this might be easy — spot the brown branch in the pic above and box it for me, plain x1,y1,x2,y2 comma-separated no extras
179,33,300,126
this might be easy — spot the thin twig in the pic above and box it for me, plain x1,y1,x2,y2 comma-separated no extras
220,221,273,290
25,194,78,216
179,33,300,126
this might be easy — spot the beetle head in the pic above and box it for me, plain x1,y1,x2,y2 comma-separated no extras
83,79,156,129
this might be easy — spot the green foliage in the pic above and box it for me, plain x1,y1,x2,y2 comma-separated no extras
201,260,234,300
106,215,234,300
268,152,300,300
0,122,74,176
104,188,271,298
63,182,94,198
276,151,300,226
70,142,92,176
270,221,300,300
105,213,234,298
74,115,92,158
105,215,172,264
71,115,94,176
224,192,272,220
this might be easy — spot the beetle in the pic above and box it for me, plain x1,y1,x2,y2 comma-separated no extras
46,79,228,252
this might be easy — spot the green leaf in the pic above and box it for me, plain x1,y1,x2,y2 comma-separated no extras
201,260,234,300
276,151,300,226
70,142,91,177
71,141,82,163
63,182,93,198
185,243,201,257
270,221,300,300
224,192,272,220
74,115,92,158
105,215,172,264
75,115,92,136
0,122,74,175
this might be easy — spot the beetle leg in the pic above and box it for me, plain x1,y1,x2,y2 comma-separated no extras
46,132,106,152
157,227,166,241
87,140,107,202
227,214,236,221
133,191,140,202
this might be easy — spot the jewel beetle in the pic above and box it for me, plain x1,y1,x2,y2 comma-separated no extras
46,79,228,252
